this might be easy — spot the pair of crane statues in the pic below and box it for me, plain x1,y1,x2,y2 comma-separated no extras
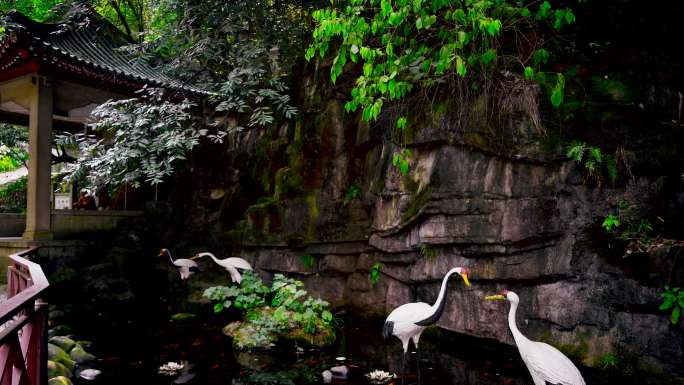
384,267,585,385
160,249,585,385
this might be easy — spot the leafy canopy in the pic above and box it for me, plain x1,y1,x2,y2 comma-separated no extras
306,0,575,127
65,90,199,187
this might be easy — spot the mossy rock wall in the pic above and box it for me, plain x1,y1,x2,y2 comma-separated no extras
165,58,684,378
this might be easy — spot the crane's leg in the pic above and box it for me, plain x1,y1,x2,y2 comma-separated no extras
415,348,421,385
412,334,423,385
400,352,406,385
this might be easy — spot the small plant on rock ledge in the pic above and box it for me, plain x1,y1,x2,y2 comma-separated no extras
601,200,661,256
370,263,383,286
343,185,362,206
392,148,412,176
299,254,316,269
419,244,438,260
602,214,621,235
659,286,684,325
566,141,618,185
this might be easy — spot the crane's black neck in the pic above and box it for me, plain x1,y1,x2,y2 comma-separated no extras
414,271,456,326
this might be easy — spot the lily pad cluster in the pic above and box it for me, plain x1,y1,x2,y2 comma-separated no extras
203,272,336,349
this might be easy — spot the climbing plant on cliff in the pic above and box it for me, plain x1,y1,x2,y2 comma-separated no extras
306,0,575,130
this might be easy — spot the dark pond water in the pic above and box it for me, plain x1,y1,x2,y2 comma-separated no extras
64,310,534,385
55,303,679,385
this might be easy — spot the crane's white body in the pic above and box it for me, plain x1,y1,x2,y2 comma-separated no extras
383,267,469,385
385,302,431,352
384,267,467,350
195,252,253,283
505,291,586,385
161,249,198,280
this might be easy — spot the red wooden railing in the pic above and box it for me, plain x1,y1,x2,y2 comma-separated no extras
0,247,49,385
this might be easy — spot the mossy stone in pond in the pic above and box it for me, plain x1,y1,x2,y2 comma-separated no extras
48,376,73,385
170,313,197,322
47,360,72,379
69,345,96,364
49,336,77,352
48,325,72,338
48,344,76,370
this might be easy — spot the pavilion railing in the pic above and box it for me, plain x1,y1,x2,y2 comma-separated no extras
0,247,49,385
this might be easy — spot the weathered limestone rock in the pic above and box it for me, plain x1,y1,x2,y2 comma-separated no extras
226,96,683,375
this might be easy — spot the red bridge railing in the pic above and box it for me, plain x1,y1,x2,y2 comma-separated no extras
0,247,49,385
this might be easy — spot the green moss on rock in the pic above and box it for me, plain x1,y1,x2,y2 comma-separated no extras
402,187,432,222
48,336,77,353
170,312,197,323
48,344,75,370
48,376,73,385
69,345,96,364
47,360,72,379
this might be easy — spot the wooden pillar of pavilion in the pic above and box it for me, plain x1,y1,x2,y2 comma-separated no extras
23,76,53,241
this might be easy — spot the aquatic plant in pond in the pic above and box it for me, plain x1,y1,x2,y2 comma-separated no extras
203,272,335,349
366,370,396,384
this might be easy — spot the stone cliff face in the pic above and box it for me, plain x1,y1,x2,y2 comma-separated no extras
182,72,683,376
159,55,684,376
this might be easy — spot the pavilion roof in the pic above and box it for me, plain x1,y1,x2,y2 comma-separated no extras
0,11,211,97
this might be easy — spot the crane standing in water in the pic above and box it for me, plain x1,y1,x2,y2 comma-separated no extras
485,290,586,385
383,267,471,385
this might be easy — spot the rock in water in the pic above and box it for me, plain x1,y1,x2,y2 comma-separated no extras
49,336,77,352
48,376,73,385
47,360,72,379
79,369,102,381
69,346,96,364
322,370,332,383
48,325,72,338
330,365,349,379
48,344,76,370
170,313,197,322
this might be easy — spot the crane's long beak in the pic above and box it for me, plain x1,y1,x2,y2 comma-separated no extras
190,254,200,260
460,273,471,287
485,294,506,301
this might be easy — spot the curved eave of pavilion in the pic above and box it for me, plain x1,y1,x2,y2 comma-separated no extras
0,11,215,99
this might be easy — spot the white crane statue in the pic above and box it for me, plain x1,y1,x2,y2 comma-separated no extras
159,248,199,280
383,267,471,385
485,290,586,385
192,252,253,284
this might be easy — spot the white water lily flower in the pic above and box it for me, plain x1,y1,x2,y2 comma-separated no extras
365,370,397,384
158,362,184,375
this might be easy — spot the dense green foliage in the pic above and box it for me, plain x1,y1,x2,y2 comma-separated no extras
0,153,22,172
567,141,618,184
22,0,305,188
0,176,27,213
66,91,198,187
0,124,28,169
306,0,574,129
203,272,335,349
